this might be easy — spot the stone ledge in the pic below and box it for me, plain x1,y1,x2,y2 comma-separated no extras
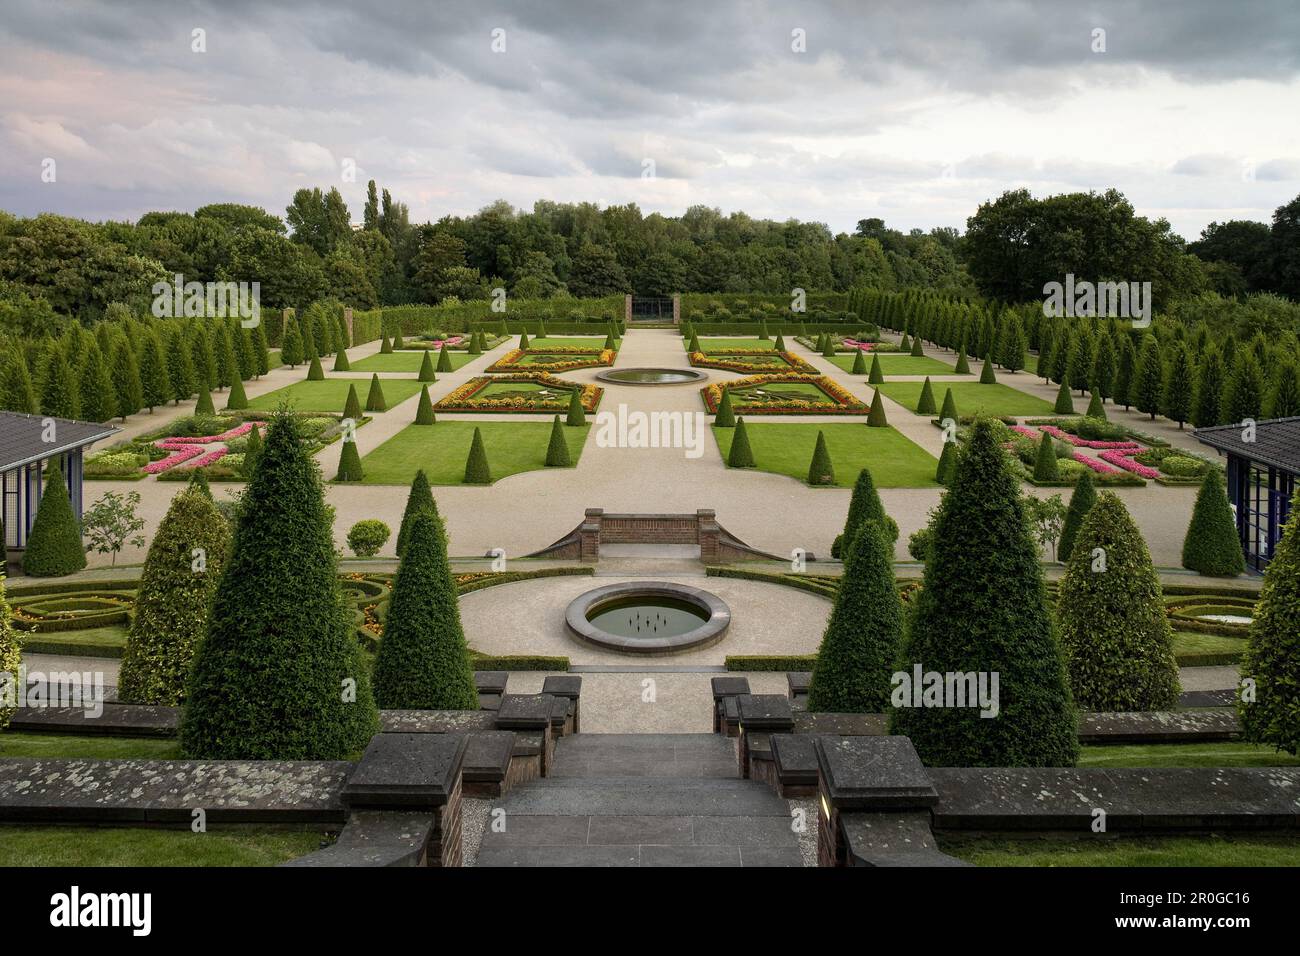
1079,709,1240,743
8,703,179,737
282,811,432,867
840,811,971,867
343,733,466,811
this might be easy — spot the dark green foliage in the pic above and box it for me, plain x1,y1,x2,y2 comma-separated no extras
436,346,453,372
910,334,924,357
936,440,957,484
343,383,363,421
306,355,325,381
40,347,79,420
195,385,215,415
1057,493,1180,711
379,332,392,354
1059,469,1096,562
1181,469,1245,576
139,331,171,411
1033,431,1060,481
464,426,491,483
334,437,363,481
868,353,883,384
373,510,479,710
807,430,834,485
1089,334,1115,398
774,333,786,351
545,415,572,466
916,377,936,415
365,373,387,412
243,422,262,476
418,350,436,382
333,346,351,371
21,461,86,577
688,332,701,352
806,519,903,713
727,417,755,468
111,336,142,420
1238,488,1300,755
519,330,530,350
1114,336,1137,409
1161,341,1195,427
899,332,912,352
467,332,482,355
821,336,836,357
414,385,436,424
1266,360,1300,418
1054,380,1075,415
714,387,735,427
889,421,1079,767
280,317,304,367
867,387,888,426
346,520,390,557
0,348,39,414
1084,390,1106,420
1134,336,1164,420
939,387,957,423
396,469,438,557
252,323,270,377
758,319,769,340
832,467,898,559
391,327,404,350
1224,351,1265,424
180,412,378,759
851,349,866,375
604,331,617,350
118,486,231,706
954,344,971,375
979,356,997,384
565,388,585,426
77,341,116,423
225,375,248,410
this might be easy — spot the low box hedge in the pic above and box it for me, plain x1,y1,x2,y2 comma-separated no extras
469,654,569,671
725,654,818,672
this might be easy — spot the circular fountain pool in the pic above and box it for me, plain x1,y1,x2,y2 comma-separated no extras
565,582,731,654
595,367,708,385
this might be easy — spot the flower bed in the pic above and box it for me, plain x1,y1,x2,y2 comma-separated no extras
1098,448,1161,479
701,374,871,415
145,422,263,474
1008,424,1145,485
1037,424,1140,450
434,372,603,413
688,350,818,374
486,347,616,373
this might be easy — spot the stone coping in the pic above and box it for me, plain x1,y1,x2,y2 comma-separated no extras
815,736,938,811
282,811,432,868
594,367,709,385
343,733,466,811
564,581,731,655
839,810,971,867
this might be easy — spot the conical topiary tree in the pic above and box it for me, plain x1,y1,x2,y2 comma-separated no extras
807,430,835,485
225,375,248,410
851,349,866,374
1056,492,1180,711
396,469,439,557
22,460,86,576
910,334,924,357
899,332,912,352
118,486,231,705
565,388,585,426
822,336,836,358
307,354,325,381
890,420,1079,767
333,347,351,371
365,373,387,412
545,415,572,466
807,518,903,713
418,350,436,383
1181,469,1245,576
714,388,736,427
728,417,755,468
195,385,215,415
868,354,883,384
335,435,363,481
979,357,997,384
0,575,22,731
758,319,769,341
415,386,436,425
1085,391,1106,420
775,333,786,351
464,426,491,483
372,512,479,710
519,330,531,351
280,317,304,368
604,331,617,350
392,327,404,350
936,439,957,484
437,345,453,373
180,411,378,758
936,389,956,426
1058,468,1096,562
1054,380,1075,414
379,332,392,354
243,422,262,476
1238,488,1299,755
832,467,898,559
954,343,971,375
688,332,701,352
867,387,888,427
916,377,936,415
1033,431,1059,481
343,383,363,420
468,332,482,355
537,320,548,338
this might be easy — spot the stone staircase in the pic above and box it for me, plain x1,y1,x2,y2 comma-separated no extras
474,733,806,866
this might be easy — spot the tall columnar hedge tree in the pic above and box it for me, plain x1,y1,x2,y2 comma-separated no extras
890,421,1079,767
40,347,80,420
118,486,232,706
714,387,735,427
1054,379,1075,415
372,512,480,710
139,331,171,411
1161,341,1195,428
1114,336,1137,410
545,415,572,467
280,317,304,368
1181,469,1246,576
832,467,898,559
916,377,936,415
807,518,903,713
0,575,22,731
1058,469,1096,562
418,350,436,382
1033,430,1060,481
1238,488,1299,755
1266,360,1300,419
464,426,491,483
867,387,888,426
77,341,117,423
1225,351,1265,424
180,412,378,759
1,348,39,414
396,469,439,557
414,385,436,424
111,337,143,420
565,388,585,426
1056,493,1180,711
807,430,835,485
22,460,86,577
166,331,196,405
1134,336,1164,420
335,435,363,481
365,373,387,412
728,417,755,468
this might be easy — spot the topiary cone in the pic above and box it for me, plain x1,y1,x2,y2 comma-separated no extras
1181,469,1246,576
396,469,439,557
365,373,387,412
714,388,736,427
343,383,363,420
807,430,835,485
979,357,997,384
852,350,867,375
468,332,482,355
545,415,572,467
1033,430,1060,481
899,332,912,352
333,348,351,371
1085,391,1106,420
436,346,452,373
418,350,436,383
21,460,87,576
415,386,436,425
519,330,530,351
868,388,888,427
196,385,215,415
916,377,936,415
380,332,392,354
822,336,836,358
939,387,958,424
868,354,883,383
1054,380,1076,414
1059,469,1096,562
955,347,971,375
936,440,957,484
774,333,786,351
307,355,325,381
910,335,924,357
464,426,491,484
689,333,701,352
565,388,586,426
728,417,756,468
334,436,363,482
225,376,248,410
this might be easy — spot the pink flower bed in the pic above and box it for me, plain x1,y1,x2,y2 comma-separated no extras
842,339,876,351
1073,454,1122,476
1098,448,1160,479
426,336,464,348
144,445,204,473
1039,424,1139,450
146,422,262,473
189,448,228,469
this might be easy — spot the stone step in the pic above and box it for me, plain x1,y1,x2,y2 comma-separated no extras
491,779,788,817
476,844,803,867
528,776,756,791
553,733,733,753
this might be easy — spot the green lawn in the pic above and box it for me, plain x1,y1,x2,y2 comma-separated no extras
19,624,127,657
0,826,331,867
1079,742,1300,769
712,423,938,487
267,349,284,370
1172,630,1246,664
246,378,425,413
691,337,776,352
939,833,1300,867
826,354,958,376
350,351,476,373
360,421,592,485
0,733,179,759
878,381,1055,417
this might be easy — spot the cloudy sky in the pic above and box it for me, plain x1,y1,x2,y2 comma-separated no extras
2,0,1299,240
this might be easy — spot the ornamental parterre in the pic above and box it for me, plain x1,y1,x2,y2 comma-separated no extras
486,347,616,373
701,374,871,415
687,350,818,374
434,372,604,413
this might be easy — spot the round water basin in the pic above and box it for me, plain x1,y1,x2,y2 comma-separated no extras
565,582,730,654
595,367,708,385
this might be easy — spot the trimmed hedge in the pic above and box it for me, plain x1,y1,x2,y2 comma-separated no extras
725,654,818,672
396,470,439,557
464,427,491,483
1182,469,1246,576
22,461,86,577
1058,470,1096,562
0,576,20,729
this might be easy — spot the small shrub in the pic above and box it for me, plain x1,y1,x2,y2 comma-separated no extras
347,519,391,557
